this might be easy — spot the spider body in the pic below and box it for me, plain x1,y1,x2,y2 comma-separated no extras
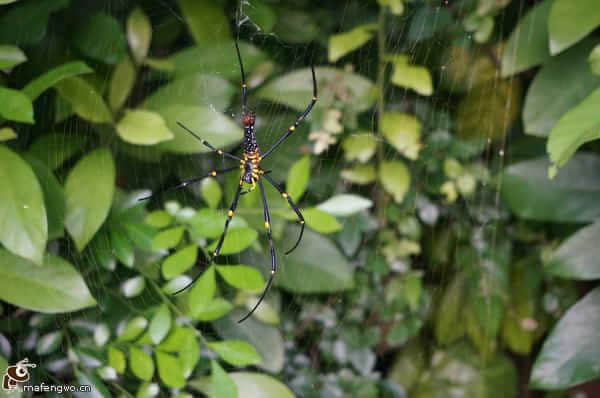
141,37,317,323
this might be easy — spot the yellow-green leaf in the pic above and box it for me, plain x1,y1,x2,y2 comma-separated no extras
127,8,152,63
329,24,377,62
116,109,174,146
286,155,310,200
0,44,26,68
342,132,377,163
379,161,410,203
341,164,376,185
109,56,136,111
162,245,198,279
129,346,154,381
380,112,422,160
207,340,262,367
216,265,265,293
303,208,342,234
55,76,113,123
390,56,433,96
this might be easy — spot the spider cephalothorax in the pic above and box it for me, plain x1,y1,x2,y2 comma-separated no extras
141,37,317,323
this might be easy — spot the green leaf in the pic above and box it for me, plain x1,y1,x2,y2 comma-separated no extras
112,229,135,267
155,351,185,388
328,24,376,62
302,208,342,234
151,226,184,251
501,0,552,76
0,250,96,312
23,61,92,101
275,226,354,293
381,112,422,159
55,76,113,123
129,346,154,381
379,161,411,203
589,44,600,75
211,361,237,398
546,220,600,280
523,39,600,137
189,265,216,313
179,331,200,378
244,0,276,32
162,245,198,279
0,146,46,263
389,56,433,96
214,310,285,372
28,131,87,170
0,0,68,45
435,272,467,345
73,12,127,64
531,287,600,389
207,227,258,255
501,154,600,222
548,0,600,55
192,298,233,322
36,330,63,355
207,340,261,367
547,87,600,171
158,326,192,352
230,373,296,398
0,45,26,68
108,346,126,374
188,208,225,238
257,67,375,113
316,194,373,216
109,57,136,111
116,109,174,146
216,265,265,293
156,105,242,154
0,127,16,142
24,155,66,240
0,86,34,123
75,369,111,398
407,6,453,42
178,0,230,44
127,8,152,63
342,132,377,163
65,149,115,251
145,210,172,228
286,155,310,201
119,316,148,342
378,0,404,15
201,178,222,209
341,164,376,185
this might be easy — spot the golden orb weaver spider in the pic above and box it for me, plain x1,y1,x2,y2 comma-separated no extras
141,38,317,323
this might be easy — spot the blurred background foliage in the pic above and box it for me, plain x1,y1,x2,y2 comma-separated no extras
0,0,599,397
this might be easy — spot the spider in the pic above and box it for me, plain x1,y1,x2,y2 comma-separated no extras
141,38,317,323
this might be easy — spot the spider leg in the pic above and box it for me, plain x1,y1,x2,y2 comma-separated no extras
238,179,276,323
177,122,242,162
263,174,305,255
138,166,238,201
234,37,248,112
261,65,317,159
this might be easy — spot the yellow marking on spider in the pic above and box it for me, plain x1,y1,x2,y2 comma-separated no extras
282,192,288,198
313,96,317,101
217,149,223,155
289,125,296,132
211,170,217,176
300,220,305,224
264,221,270,229
228,210,234,217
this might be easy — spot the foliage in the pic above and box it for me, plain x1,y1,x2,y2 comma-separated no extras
0,0,599,397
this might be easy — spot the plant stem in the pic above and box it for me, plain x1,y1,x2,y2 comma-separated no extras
375,6,387,227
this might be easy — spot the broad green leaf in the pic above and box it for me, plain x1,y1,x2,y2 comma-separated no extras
36,330,63,355
0,250,96,312
501,154,600,222
158,326,193,353
341,164,377,185
193,298,234,322
286,155,310,200
109,57,136,111
244,0,276,32
214,310,285,372
501,0,552,76
118,316,148,342
589,44,600,75
162,245,198,279
531,287,600,389
136,383,159,398
178,0,231,44
378,0,404,15
188,208,225,238
207,227,258,255
381,112,422,159
0,45,25,68
407,6,453,42
257,67,375,113
155,351,185,388
328,24,376,62
111,228,134,267
201,178,222,209
151,226,184,251
342,132,377,163
23,61,92,101
179,331,200,378
144,73,235,113
25,155,66,240
145,210,172,228
0,0,68,45
0,146,46,263
108,346,126,374
75,369,111,398
0,127,16,142
389,56,433,96
73,12,127,64
0,87,34,123
189,265,216,313
230,373,295,398
523,39,600,137
65,149,115,251
546,220,600,280
55,76,113,124
116,109,173,146
547,87,600,171
548,0,600,55
129,346,154,381
435,272,467,345
302,208,342,234
275,226,354,293
127,8,152,63
156,105,242,154
211,361,237,398
121,276,145,297
28,132,87,170
316,194,373,216
216,265,265,293
379,161,410,203
207,340,261,367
